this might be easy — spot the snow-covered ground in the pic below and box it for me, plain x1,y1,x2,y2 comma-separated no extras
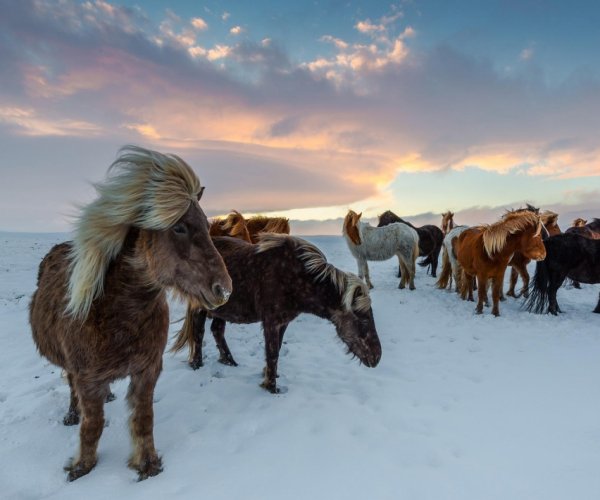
1,231,599,500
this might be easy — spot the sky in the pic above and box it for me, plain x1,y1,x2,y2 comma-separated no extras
1,0,599,233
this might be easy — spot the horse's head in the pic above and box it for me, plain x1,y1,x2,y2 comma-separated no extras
332,275,381,367
518,217,547,261
149,200,233,310
441,211,454,234
573,218,587,227
343,210,362,245
540,211,561,237
66,145,232,319
222,210,252,242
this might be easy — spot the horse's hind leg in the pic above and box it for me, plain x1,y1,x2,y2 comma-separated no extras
475,275,487,314
519,267,531,298
65,379,108,481
211,318,238,366
63,372,80,426
398,258,408,289
127,366,163,480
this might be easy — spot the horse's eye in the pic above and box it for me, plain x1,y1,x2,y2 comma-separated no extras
172,223,188,235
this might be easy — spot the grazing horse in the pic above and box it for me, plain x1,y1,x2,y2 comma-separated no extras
441,211,455,236
525,233,600,315
455,211,546,316
344,210,419,290
172,234,382,393
209,210,252,242
506,210,561,298
377,210,444,277
29,146,232,481
245,215,290,243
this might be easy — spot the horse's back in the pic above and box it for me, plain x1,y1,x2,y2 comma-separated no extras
545,233,600,283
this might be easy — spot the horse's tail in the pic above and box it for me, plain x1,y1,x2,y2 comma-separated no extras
170,303,197,361
436,246,451,289
418,253,432,268
524,260,550,314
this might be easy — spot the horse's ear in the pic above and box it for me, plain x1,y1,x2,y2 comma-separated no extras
356,212,362,220
197,186,205,201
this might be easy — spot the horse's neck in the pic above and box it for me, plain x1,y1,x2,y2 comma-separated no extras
104,230,164,306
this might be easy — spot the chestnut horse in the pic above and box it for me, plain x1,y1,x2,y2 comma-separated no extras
29,146,232,481
440,211,456,236
172,234,382,393
506,210,561,298
209,210,252,242
245,215,290,243
377,210,444,277
344,210,419,289
456,210,546,316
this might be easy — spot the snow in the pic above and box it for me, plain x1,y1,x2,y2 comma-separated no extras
1,231,599,500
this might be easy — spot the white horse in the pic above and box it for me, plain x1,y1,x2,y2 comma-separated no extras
436,225,469,291
343,210,419,289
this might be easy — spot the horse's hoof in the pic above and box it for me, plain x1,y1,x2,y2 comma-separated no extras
65,459,96,481
132,456,163,481
63,411,80,426
189,358,203,370
260,381,279,394
409,285,416,291
218,356,238,367
493,311,500,317
475,308,483,315
105,392,116,403
398,284,405,289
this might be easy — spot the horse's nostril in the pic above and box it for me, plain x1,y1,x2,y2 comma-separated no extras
212,283,231,302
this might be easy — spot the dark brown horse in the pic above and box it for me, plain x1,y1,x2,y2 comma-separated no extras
29,146,232,481
377,210,444,277
566,218,600,239
209,210,252,242
245,215,290,243
172,234,382,394
506,210,561,298
456,210,546,316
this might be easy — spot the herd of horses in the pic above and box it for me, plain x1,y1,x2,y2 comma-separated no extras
28,146,599,481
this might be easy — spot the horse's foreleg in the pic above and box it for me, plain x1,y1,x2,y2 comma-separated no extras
63,372,80,426
65,379,108,481
211,317,238,366
475,275,486,314
491,275,503,316
506,267,519,298
361,259,374,289
519,267,530,298
278,323,288,350
127,365,163,480
261,322,282,393
190,309,207,369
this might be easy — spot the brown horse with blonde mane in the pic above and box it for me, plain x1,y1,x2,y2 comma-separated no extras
456,210,546,316
209,210,252,242
245,215,290,243
440,211,456,236
29,146,232,481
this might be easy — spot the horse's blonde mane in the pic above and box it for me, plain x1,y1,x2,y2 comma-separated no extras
482,211,541,257
255,233,371,312
540,210,559,226
67,145,202,320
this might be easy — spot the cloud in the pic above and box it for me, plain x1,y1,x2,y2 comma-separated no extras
230,25,243,35
191,17,208,30
0,0,599,233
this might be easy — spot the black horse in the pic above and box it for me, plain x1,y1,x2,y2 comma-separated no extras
377,210,444,277
172,234,382,393
525,233,600,315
